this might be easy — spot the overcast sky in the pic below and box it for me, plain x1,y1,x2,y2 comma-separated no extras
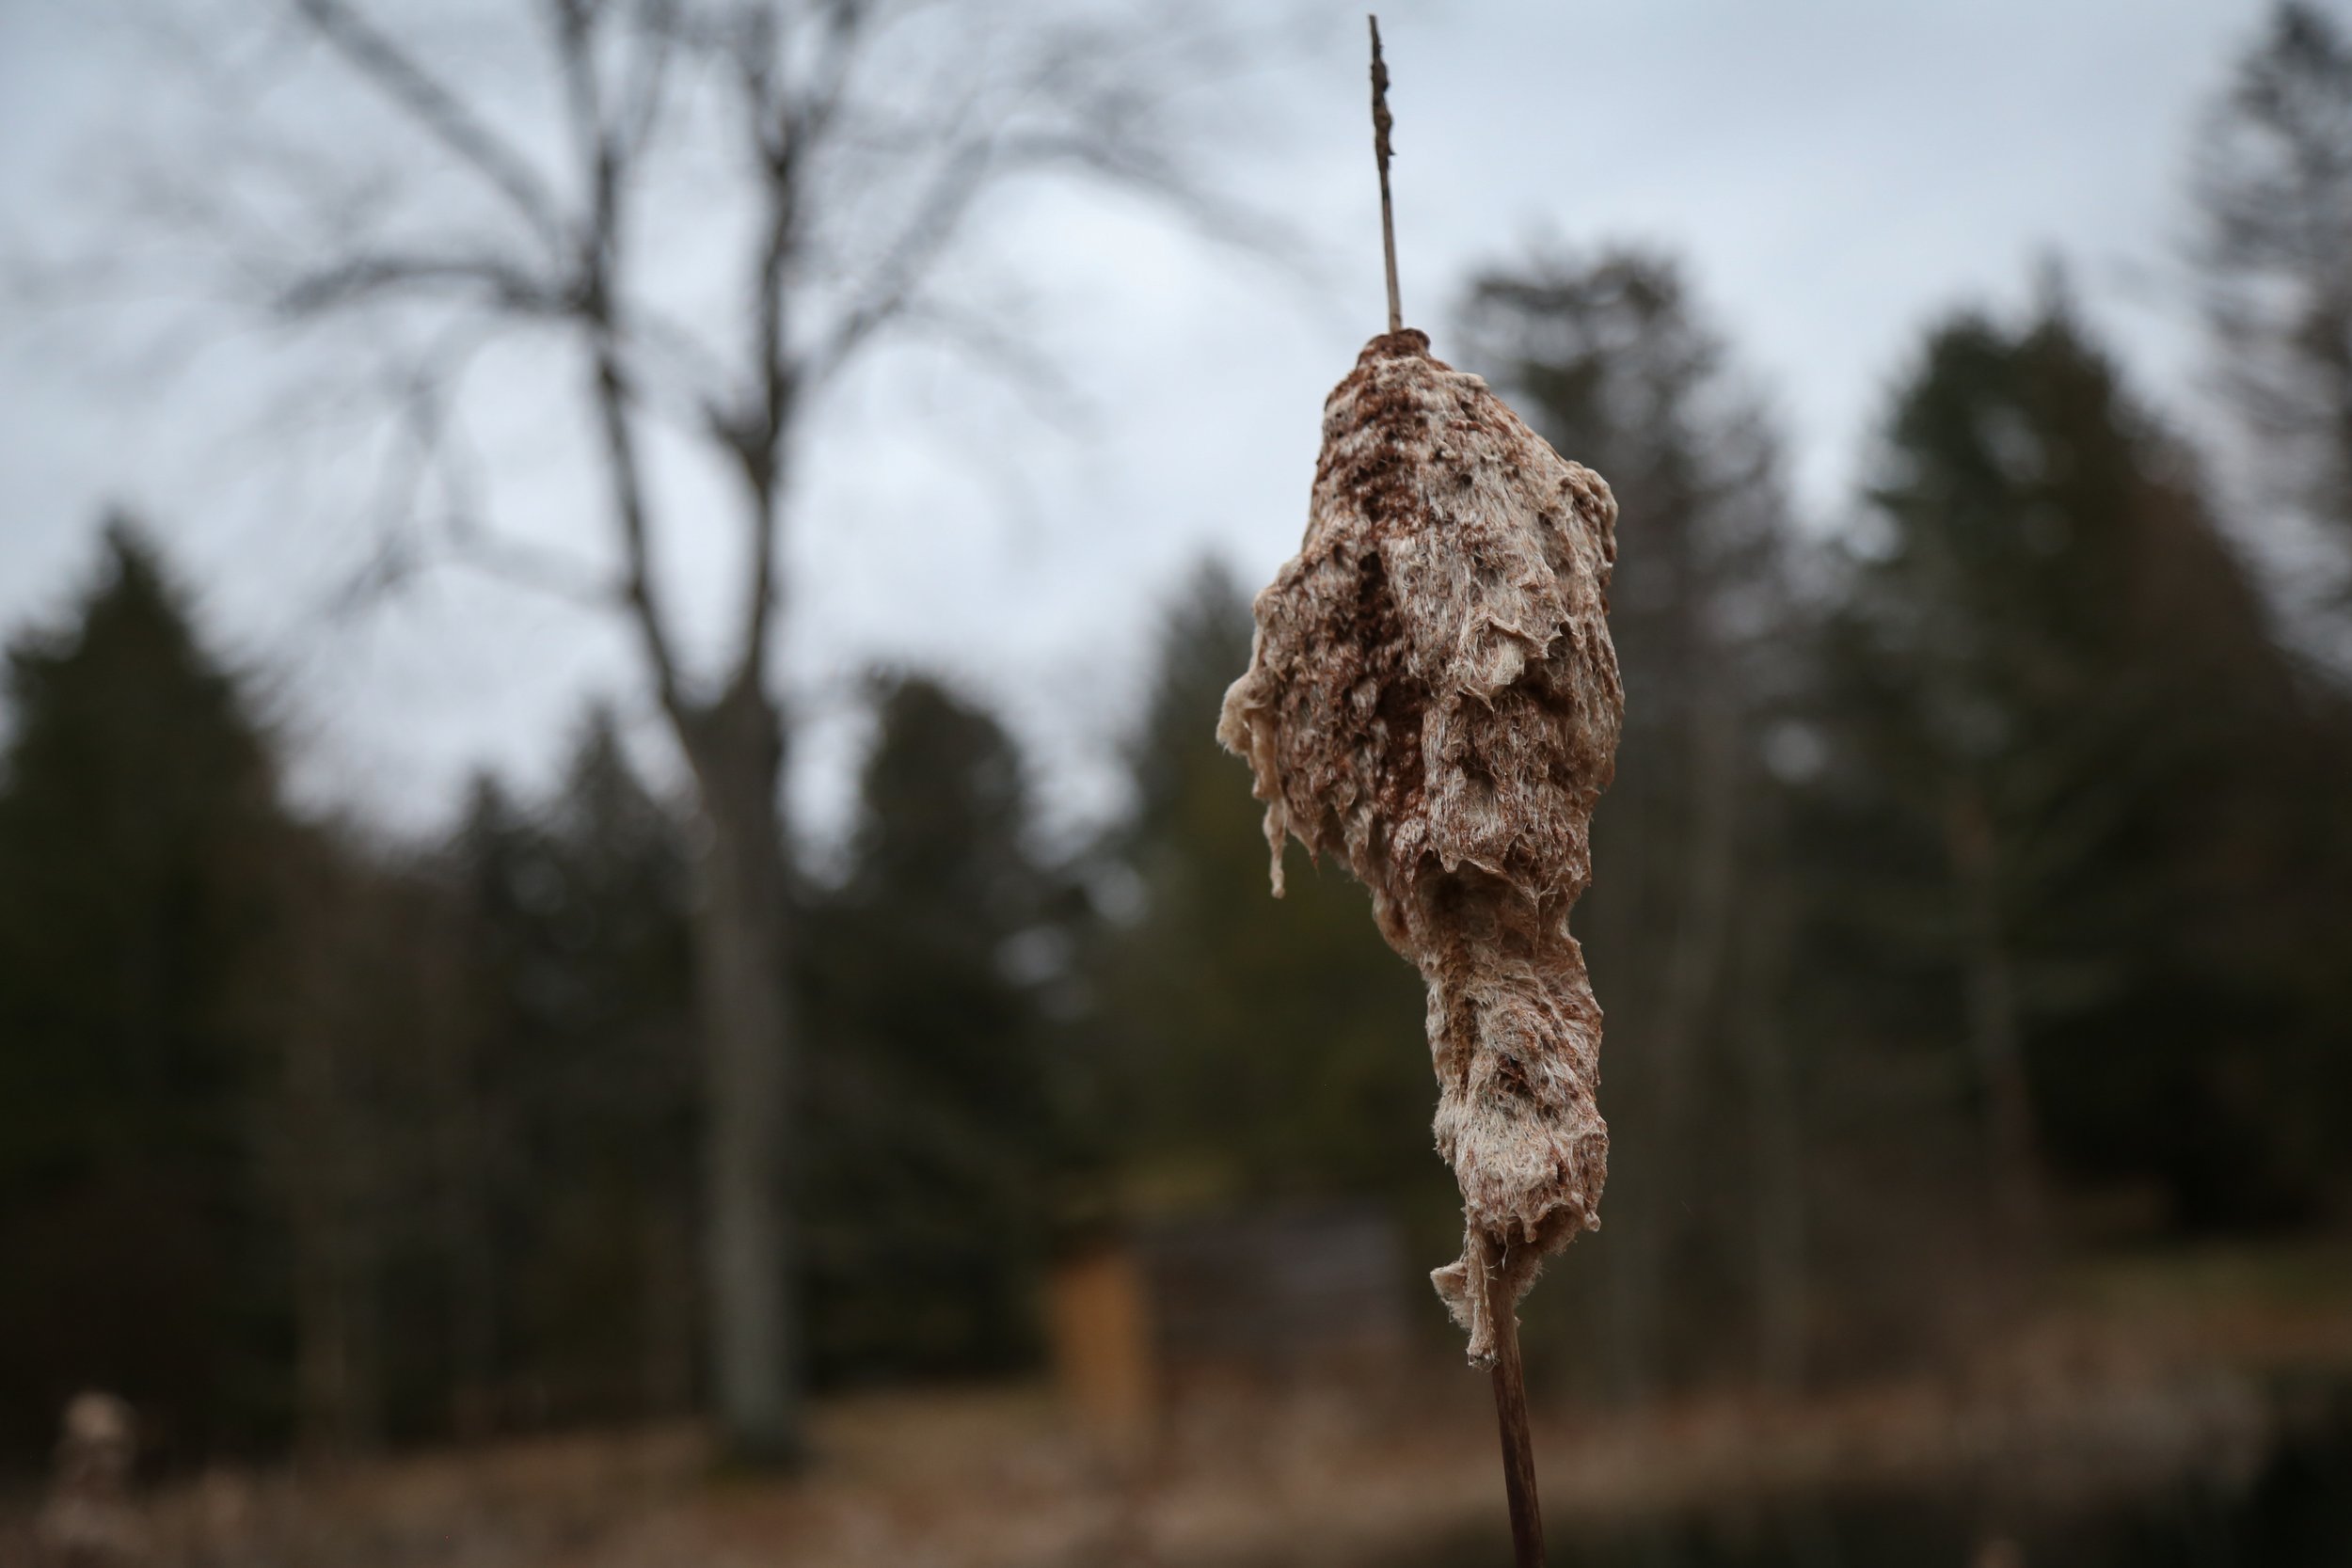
0,0,2282,850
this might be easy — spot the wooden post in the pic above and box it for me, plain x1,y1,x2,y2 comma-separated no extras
1047,1244,1156,1462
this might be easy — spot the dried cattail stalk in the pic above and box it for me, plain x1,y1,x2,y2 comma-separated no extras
1217,327,1621,1362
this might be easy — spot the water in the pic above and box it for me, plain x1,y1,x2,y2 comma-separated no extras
1382,1384,2352,1568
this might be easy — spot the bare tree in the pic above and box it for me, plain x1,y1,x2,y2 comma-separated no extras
122,0,1270,1461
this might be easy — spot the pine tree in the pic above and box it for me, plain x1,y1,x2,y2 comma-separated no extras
264,822,470,1452
800,673,1070,1380
445,713,698,1427
1455,248,1809,1396
2192,0,2352,594
0,520,291,1462
1814,300,2343,1235
1091,563,1438,1227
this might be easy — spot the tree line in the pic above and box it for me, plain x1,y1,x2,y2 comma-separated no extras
4,0,2352,1476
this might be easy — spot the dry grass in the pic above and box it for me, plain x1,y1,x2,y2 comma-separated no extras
7,1241,2348,1568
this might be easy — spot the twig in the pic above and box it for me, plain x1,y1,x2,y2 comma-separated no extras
1486,1256,1546,1567
1368,16,1401,334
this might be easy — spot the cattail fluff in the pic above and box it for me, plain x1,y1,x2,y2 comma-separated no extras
1219,328,1622,1361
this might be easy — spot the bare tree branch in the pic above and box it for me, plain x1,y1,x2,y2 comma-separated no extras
293,0,570,254
719,0,875,689
613,0,680,159
274,250,566,319
893,297,1087,429
420,365,625,611
585,279,686,721
538,0,689,717
806,134,991,388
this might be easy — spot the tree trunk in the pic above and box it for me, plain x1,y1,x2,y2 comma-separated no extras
429,1027,499,1442
678,676,801,1464
279,859,382,1461
640,1195,696,1417
1602,683,1742,1406
1734,872,1809,1392
1945,788,2046,1256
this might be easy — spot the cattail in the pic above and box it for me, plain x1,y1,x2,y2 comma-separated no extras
1217,325,1622,1361
1219,24,1620,1560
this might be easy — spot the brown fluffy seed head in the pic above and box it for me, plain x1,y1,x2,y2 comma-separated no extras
1217,328,1622,1361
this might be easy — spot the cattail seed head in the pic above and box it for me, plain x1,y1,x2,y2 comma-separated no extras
1219,328,1621,1360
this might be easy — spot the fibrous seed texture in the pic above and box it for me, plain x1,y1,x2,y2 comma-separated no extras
1218,328,1622,1361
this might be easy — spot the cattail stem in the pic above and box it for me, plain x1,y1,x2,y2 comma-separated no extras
1368,15,1402,334
1486,1260,1546,1567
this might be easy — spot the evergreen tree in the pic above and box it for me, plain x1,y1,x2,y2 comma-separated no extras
1813,300,2345,1235
446,713,698,1427
2193,0,2352,595
1455,250,1813,1394
263,824,471,1453
0,521,291,1463
800,673,1070,1381
1090,564,1440,1229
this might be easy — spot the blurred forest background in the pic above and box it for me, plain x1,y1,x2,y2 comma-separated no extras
4,3,2352,1561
